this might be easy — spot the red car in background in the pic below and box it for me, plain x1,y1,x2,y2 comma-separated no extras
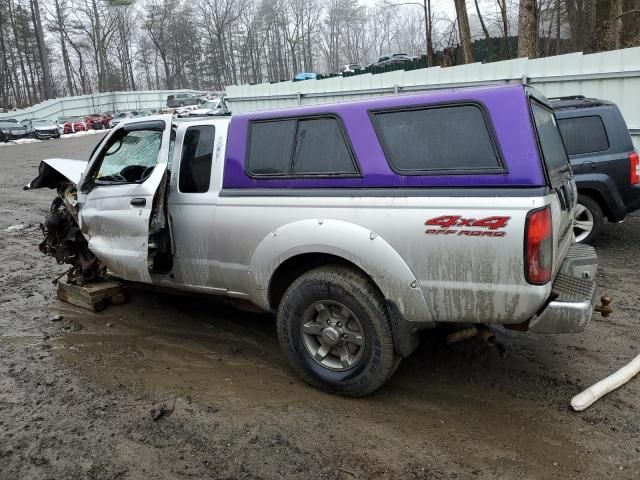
62,117,88,134
85,113,112,130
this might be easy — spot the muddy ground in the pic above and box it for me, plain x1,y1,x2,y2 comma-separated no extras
0,135,638,480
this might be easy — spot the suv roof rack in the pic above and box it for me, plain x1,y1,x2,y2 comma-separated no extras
548,95,614,109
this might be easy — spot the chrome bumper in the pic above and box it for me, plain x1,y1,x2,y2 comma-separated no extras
529,244,598,334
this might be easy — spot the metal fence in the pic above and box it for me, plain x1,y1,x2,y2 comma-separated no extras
226,47,640,151
0,89,203,122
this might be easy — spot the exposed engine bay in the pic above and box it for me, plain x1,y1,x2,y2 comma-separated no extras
39,186,104,285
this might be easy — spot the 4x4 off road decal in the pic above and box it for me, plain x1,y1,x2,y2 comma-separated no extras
424,215,510,237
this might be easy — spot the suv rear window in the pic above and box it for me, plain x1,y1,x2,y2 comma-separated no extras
247,117,358,177
371,104,502,174
557,116,609,155
531,102,570,175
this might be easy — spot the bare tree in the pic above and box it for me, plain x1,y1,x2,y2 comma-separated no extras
454,0,474,63
518,0,538,57
29,0,51,98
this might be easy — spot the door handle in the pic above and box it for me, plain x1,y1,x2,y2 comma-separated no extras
130,197,146,207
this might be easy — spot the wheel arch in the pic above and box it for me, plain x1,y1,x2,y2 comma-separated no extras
578,188,609,218
247,218,431,324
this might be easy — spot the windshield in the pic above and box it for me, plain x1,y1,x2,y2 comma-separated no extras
115,112,128,118
203,100,219,109
0,121,19,128
68,117,85,122
32,120,52,126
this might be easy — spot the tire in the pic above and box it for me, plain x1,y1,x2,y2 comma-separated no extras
277,264,399,396
574,194,604,245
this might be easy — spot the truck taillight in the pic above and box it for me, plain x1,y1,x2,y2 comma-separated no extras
630,152,639,185
525,206,553,285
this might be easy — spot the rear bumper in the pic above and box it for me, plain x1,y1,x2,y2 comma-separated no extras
622,185,640,215
529,244,598,334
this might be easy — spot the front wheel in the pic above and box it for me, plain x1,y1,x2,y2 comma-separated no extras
277,265,399,396
574,194,604,245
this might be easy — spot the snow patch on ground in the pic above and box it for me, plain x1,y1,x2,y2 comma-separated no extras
0,138,42,146
6,223,26,231
60,130,108,139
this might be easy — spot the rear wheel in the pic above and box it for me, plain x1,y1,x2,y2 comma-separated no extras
574,194,604,244
277,265,399,396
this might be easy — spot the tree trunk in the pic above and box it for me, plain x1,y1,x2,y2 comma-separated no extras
30,0,52,99
54,0,75,96
607,0,623,49
499,0,512,57
419,0,434,66
474,0,492,59
8,0,33,105
454,0,474,63
555,0,561,54
569,0,597,52
517,0,538,58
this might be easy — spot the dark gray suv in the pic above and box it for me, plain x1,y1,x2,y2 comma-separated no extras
551,95,639,244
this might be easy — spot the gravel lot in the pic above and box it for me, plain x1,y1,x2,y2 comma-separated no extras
0,135,638,480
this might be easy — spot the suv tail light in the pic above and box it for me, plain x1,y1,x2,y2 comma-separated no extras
630,152,639,185
525,206,553,285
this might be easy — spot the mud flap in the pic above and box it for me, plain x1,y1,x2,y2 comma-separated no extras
386,301,421,357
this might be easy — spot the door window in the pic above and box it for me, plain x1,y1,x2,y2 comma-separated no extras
93,129,162,184
179,125,215,193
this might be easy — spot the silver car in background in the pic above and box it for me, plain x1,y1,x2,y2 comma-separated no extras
22,119,61,139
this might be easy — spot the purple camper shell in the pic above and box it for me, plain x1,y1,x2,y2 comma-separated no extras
222,84,547,189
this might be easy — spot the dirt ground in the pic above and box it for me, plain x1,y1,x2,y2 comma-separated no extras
0,134,638,480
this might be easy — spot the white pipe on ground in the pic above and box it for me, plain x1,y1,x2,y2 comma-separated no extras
571,353,640,411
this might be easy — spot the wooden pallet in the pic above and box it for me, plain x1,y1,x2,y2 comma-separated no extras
57,281,126,312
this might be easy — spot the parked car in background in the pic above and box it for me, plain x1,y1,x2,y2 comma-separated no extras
21,119,60,139
138,109,158,117
85,114,112,130
109,111,140,128
187,99,228,117
337,64,363,75
166,93,201,108
0,120,30,141
551,95,639,244
372,53,412,71
62,117,88,134
293,72,317,81
57,116,71,133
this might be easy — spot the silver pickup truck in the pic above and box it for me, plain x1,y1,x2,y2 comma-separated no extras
28,85,606,396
